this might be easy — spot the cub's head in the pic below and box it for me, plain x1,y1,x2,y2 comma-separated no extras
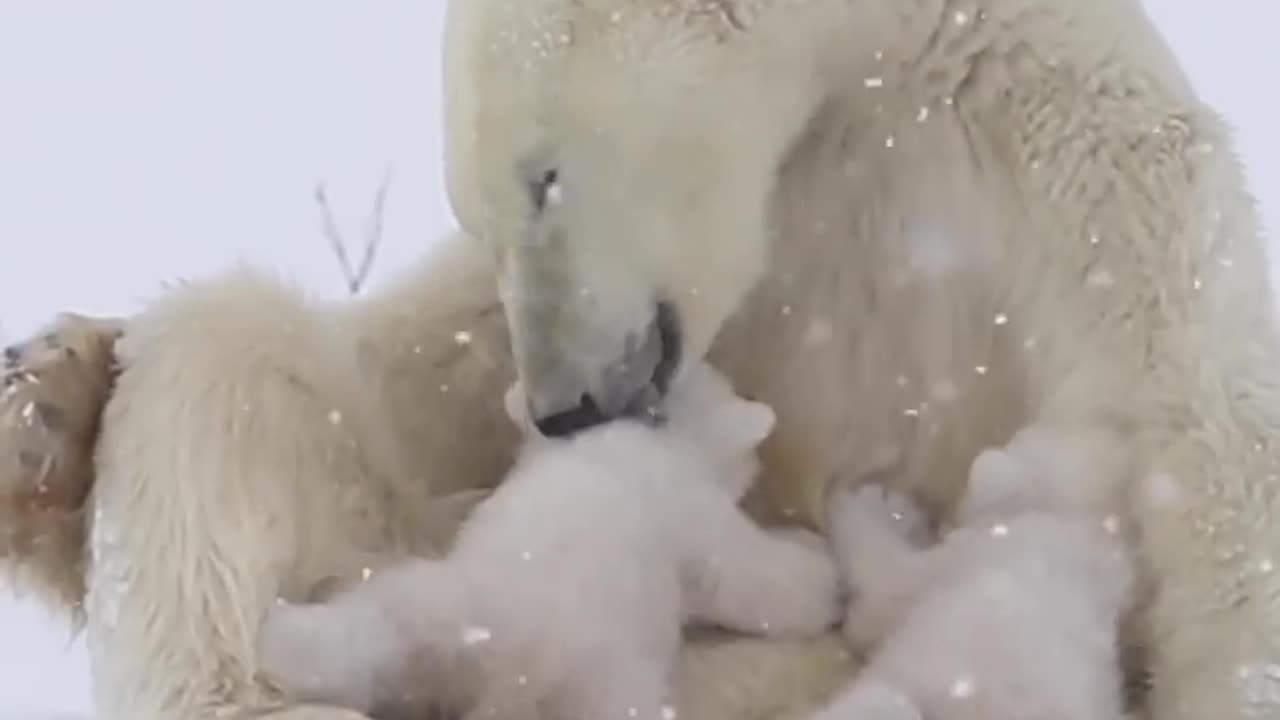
659,362,775,498
443,0,827,437
955,426,1130,528
504,362,775,499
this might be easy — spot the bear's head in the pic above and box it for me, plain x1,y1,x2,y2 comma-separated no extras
442,0,834,437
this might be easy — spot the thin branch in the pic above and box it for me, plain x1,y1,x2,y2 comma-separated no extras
356,168,393,290
314,169,392,295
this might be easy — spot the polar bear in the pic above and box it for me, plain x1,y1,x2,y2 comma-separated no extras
257,364,841,720
2,0,1279,718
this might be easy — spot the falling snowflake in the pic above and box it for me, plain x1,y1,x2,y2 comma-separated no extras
950,674,976,698
544,181,564,206
462,625,493,645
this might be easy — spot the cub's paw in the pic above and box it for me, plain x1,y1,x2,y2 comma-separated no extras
831,483,929,545
756,529,845,634
1,313,122,516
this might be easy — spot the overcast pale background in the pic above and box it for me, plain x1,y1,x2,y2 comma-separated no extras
1,1,1277,716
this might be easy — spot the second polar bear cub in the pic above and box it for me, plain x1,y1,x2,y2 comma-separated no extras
815,426,1137,720
257,362,843,720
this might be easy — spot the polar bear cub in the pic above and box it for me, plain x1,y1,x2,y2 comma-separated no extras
257,362,843,720
814,426,1136,720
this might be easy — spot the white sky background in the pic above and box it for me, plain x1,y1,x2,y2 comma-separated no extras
0,1,1276,716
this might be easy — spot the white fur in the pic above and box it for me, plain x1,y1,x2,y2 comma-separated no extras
815,425,1136,720
2,0,1278,717
258,363,841,719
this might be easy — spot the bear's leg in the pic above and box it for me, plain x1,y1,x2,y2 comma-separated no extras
1022,337,1280,719
1129,418,1280,720
83,268,429,720
683,504,842,638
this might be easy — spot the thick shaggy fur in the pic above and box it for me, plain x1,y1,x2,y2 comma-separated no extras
814,425,1136,720
258,365,840,719
1,0,1279,718
1,314,120,618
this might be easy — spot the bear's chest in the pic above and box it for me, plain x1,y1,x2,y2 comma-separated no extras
712,208,1037,527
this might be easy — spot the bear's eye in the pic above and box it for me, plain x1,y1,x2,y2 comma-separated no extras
530,168,561,213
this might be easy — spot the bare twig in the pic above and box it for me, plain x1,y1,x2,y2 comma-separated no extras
315,169,393,295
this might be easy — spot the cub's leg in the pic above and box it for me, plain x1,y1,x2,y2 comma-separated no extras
683,504,843,638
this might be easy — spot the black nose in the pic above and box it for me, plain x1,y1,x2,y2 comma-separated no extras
534,393,610,438
532,300,683,439
649,300,682,395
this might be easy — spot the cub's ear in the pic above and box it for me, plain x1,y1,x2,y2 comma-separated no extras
503,382,534,436
964,447,1028,506
715,399,776,448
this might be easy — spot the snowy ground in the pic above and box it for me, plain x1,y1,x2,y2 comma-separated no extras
1,0,1279,716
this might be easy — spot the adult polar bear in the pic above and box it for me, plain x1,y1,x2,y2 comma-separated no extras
2,0,1279,718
